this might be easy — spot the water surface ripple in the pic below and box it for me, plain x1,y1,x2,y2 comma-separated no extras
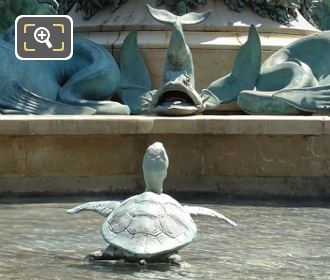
0,202,329,279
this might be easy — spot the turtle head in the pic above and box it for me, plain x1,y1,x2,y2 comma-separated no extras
142,142,169,195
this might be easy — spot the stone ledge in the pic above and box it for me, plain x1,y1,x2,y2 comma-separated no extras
0,176,329,199
78,30,306,51
0,115,329,136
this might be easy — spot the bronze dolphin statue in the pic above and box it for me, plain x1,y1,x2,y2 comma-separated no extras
141,5,219,116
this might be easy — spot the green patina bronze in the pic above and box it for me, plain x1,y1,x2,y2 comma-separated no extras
68,142,236,265
59,0,125,20
2,1,328,115
311,0,330,30
59,0,317,26
58,0,208,19
208,25,330,115
156,0,207,15
141,5,219,116
3,0,326,30
114,31,152,115
202,25,262,105
0,26,130,114
0,0,59,33
0,2,217,115
0,0,131,115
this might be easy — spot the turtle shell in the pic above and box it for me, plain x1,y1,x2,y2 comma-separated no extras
101,192,197,257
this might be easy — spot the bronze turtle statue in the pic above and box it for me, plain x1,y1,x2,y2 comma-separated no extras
68,142,236,265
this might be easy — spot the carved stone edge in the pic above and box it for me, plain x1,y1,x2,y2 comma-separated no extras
0,115,328,135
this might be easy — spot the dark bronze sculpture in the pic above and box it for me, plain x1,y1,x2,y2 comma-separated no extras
208,25,330,115
59,0,317,26
0,25,130,114
1,1,329,115
311,0,330,30
141,5,219,116
0,0,59,33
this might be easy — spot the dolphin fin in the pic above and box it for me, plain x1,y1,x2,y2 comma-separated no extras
146,4,210,26
231,25,261,87
200,88,220,110
273,85,330,113
116,31,151,114
140,89,158,114
0,81,96,115
238,90,304,115
67,201,121,217
204,25,261,103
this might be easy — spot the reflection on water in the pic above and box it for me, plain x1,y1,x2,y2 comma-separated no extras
0,202,329,279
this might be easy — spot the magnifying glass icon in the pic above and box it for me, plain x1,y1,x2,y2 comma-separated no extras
34,27,53,49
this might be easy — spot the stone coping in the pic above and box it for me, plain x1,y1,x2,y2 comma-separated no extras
77,30,306,52
0,115,329,136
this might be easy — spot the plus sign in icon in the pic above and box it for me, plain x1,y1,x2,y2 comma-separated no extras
15,15,73,60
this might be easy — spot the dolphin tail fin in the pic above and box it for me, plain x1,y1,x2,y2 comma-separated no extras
231,25,261,88
0,81,96,115
115,31,151,114
273,85,330,113
146,4,210,26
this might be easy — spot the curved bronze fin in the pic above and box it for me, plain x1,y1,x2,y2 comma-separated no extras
204,25,261,103
146,4,210,26
0,81,96,115
273,85,330,113
231,25,261,87
116,31,151,114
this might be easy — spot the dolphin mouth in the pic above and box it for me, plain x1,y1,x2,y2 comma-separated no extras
154,84,202,116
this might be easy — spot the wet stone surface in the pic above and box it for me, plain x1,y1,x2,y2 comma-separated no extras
0,202,329,279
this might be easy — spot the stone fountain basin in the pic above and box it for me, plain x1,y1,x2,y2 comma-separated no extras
0,201,329,279
0,115,329,199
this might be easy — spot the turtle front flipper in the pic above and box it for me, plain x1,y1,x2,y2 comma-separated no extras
67,201,121,217
183,206,237,226
168,253,183,266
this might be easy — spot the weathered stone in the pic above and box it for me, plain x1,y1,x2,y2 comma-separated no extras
0,116,328,198
0,137,25,176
